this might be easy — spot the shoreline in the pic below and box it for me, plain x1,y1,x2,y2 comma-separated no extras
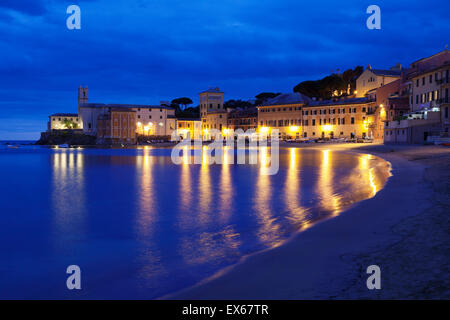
167,143,450,299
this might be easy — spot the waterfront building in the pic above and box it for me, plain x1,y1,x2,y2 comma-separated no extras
355,64,402,98
78,87,176,138
227,107,258,132
257,93,309,139
376,79,411,122
384,49,450,143
176,118,202,140
199,87,229,139
97,108,136,144
301,97,378,140
47,113,81,131
384,110,441,143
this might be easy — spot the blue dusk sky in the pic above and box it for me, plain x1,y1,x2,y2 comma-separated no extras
0,0,448,140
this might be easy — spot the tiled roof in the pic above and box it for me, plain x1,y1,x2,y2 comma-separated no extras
307,97,372,107
177,117,201,121
371,69,402,77
200,88,223,94
79,103,174,110
49,113,78,117
261,92,311,106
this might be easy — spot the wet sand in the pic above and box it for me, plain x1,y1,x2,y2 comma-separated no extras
168,143,450,299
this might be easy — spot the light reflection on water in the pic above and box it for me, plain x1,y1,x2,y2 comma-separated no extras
0,146,391,299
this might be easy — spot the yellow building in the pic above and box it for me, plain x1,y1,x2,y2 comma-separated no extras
356,65,402,97
257,93,309,139
176,119,202,140
301,98,378,139
200,87,229,138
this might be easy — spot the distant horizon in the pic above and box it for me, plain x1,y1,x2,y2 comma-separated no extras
1,0,449,140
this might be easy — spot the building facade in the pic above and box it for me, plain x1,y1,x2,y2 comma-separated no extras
356,65,402,98
257,93,308,139
97,108,136,144
227,108,258,132
302,98,378,140
384,49,450,143
48,113,81,131
176,118,202,140
78,87,176,138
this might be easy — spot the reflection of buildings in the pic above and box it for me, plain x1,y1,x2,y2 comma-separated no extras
254,160,282,247
284,148,308,227
51,150,86,237
317,150,341,216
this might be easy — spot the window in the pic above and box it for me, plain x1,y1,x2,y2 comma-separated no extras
429,75,432,83
149,115,152,119
351,117,355,124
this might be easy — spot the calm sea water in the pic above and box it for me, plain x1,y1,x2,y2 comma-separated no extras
0,144,391,299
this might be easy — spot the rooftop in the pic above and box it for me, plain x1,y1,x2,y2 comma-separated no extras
200,87,223,94
49,113,78,117
307,97,373,107
177,117,201,121
370,68,402,77
79,103,174,110
261,92,311,106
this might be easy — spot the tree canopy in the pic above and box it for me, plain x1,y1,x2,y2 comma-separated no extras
171,97,193,110
254,92,281,105
175,106,200,119
293,66,363,99
223,99,254,110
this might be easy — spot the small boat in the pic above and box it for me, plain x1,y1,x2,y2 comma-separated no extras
58,144,69,148
7,145,19,149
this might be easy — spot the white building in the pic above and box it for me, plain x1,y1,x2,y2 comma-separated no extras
48,113,82,131
78,87,176,137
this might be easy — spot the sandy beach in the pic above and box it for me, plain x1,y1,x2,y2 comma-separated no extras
168,143,450,299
